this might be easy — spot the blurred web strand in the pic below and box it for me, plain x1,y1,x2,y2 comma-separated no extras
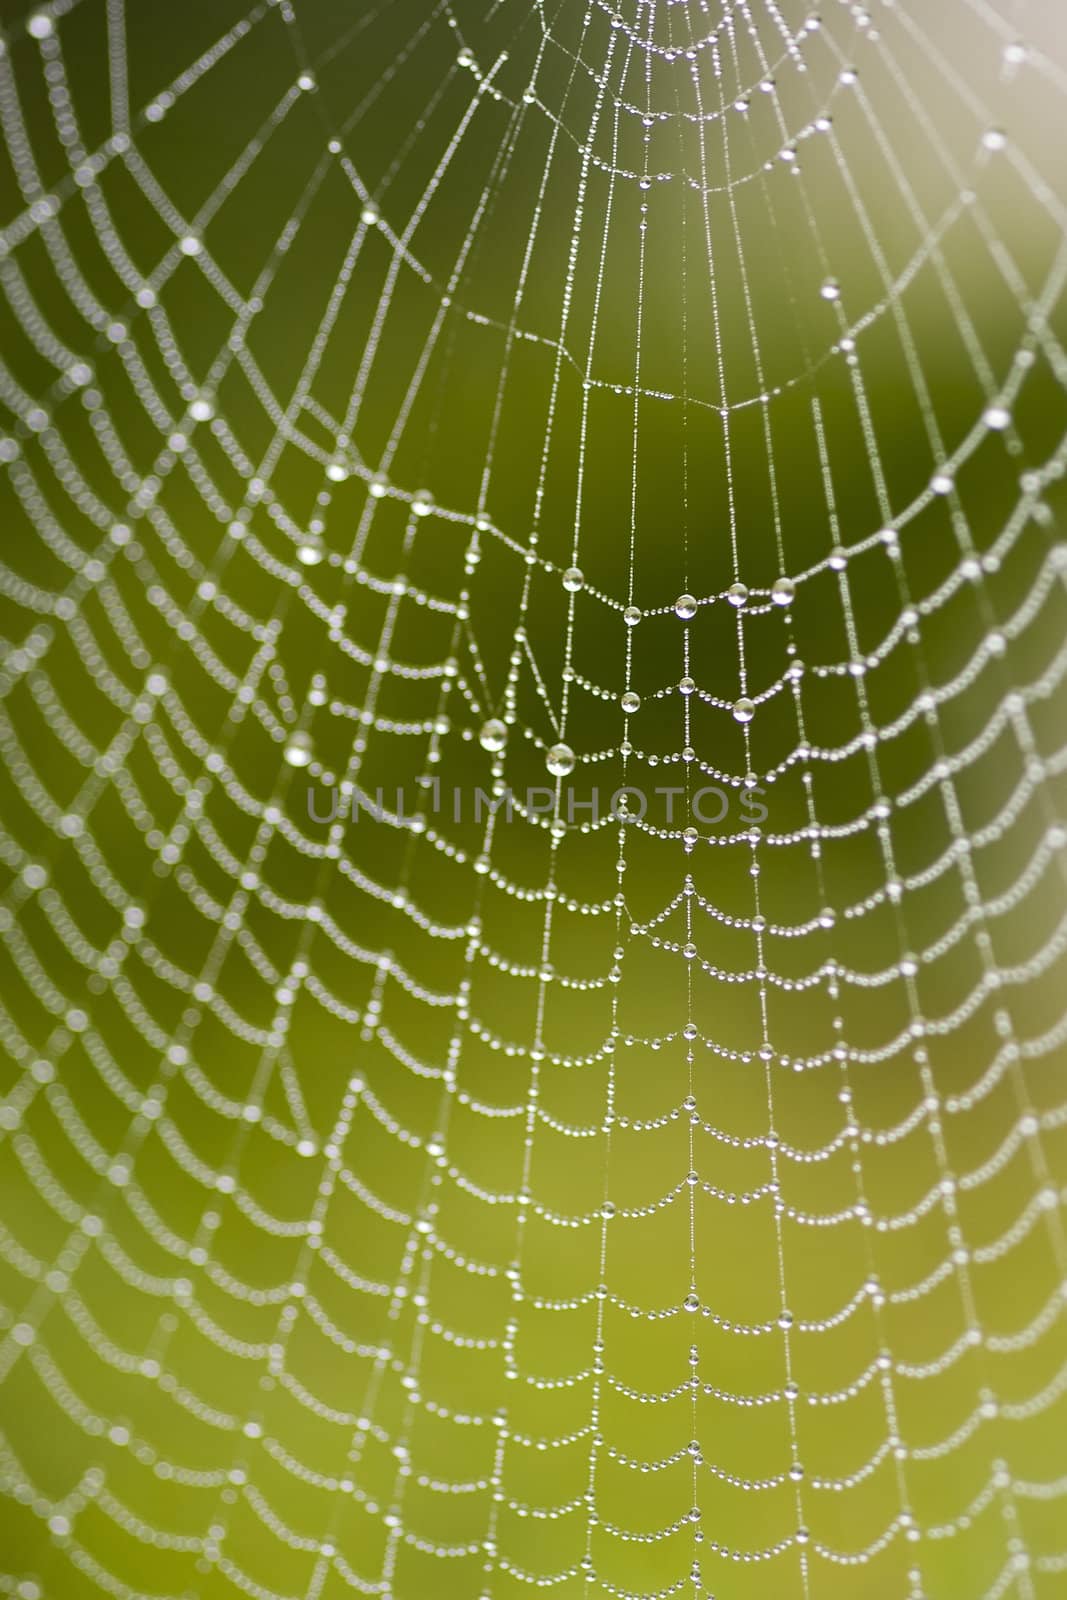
0,1,1066,1598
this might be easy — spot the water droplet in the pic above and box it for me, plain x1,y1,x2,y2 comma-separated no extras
683,1292,700,1312
368,472,388,498
411,489,434,517
727,582,748,607
982,128,1007,151
621,691,641,714
675,593,697,619
284,731,314,768
820,279,840,301
984,406,1010,430
678,677,696,696
546,743,575,777
828,546,847,570
771,577,794,606
732,698,755,724
297,538,324,566
562,567,584,592
623,606,642,626
479,719,508,753
601,1200,616,1219
789,1463,805,1482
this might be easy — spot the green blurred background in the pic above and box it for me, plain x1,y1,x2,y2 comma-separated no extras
1,1,1067,1596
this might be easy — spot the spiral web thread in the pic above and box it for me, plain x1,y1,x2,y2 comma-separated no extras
1,0,1067,1597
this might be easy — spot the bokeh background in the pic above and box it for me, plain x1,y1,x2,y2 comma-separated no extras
1,1,1067,1597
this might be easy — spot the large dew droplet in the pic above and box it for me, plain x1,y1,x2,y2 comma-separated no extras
562,567,584,592
771,577,795,606
284,731,314,768
546,743,575,777
479,719,508,753
621,691,641,714
732,698,756,724
674,593,697,620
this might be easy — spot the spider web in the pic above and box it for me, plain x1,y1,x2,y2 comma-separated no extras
1,0,1067,1597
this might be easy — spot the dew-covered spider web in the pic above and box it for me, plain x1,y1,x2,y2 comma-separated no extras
2,0,1067,1597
